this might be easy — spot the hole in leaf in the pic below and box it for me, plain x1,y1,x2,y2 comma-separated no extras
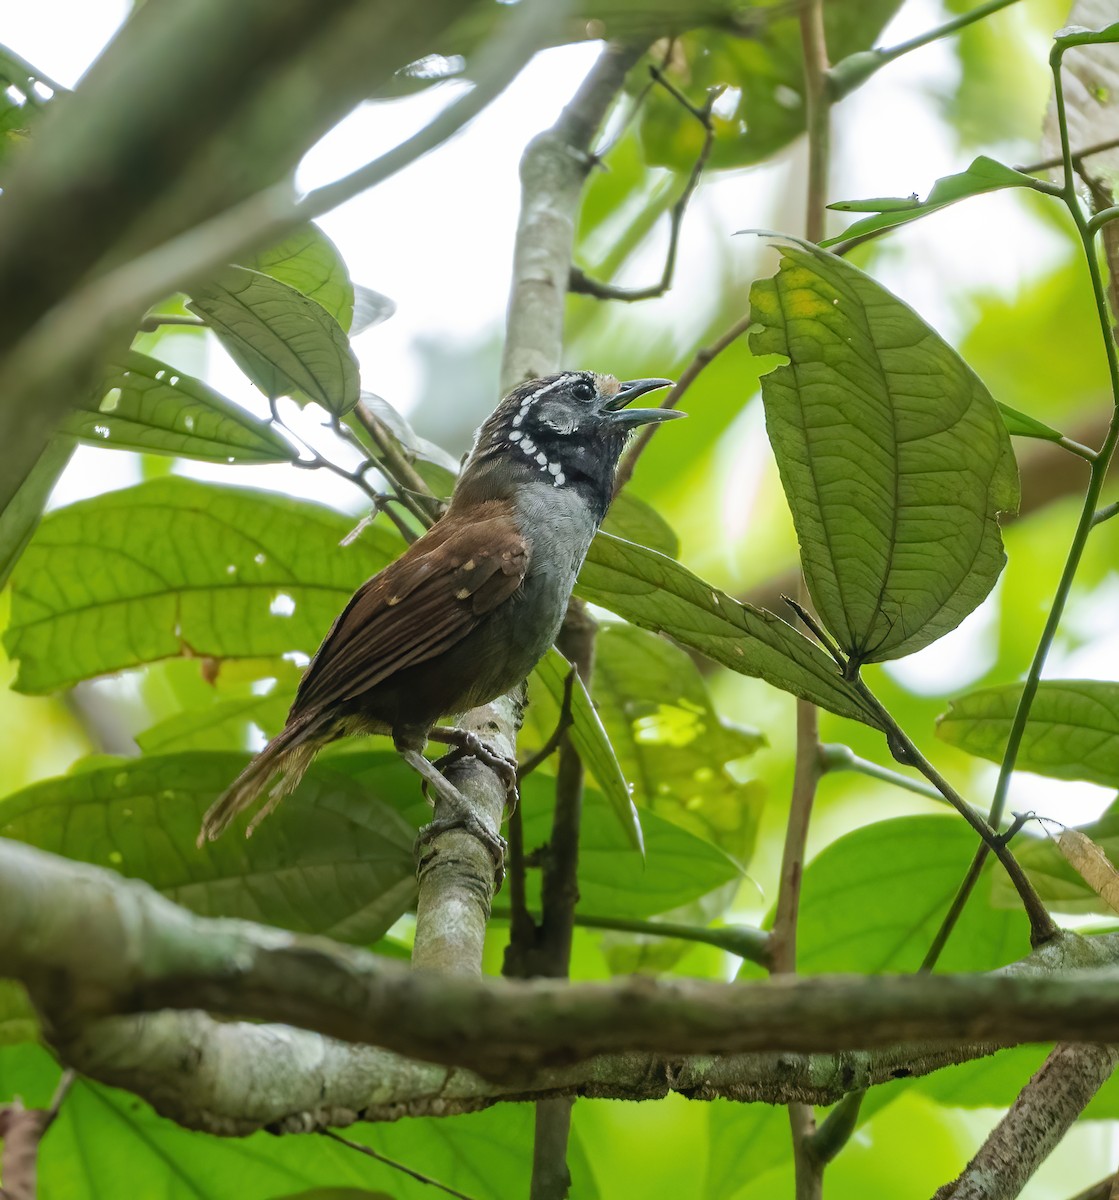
100,388,122,413
270,592,296,617
283,650,311,668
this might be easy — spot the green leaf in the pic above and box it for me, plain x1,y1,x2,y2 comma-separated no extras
638,3,901,171
187,266,360,415
937,680,1119,787
996,401,1066,444
136,691,292,753
821,156,1040,246
0,45,62,178
0,981,37,1047
750,238,1019,665
355,392,460,498
796,815,1030,974
576,533,878,728
534,647,644,854
1,1041,543,1200
601,491,680,557
4,478,404,693
592,623,765,862
60,350,295,463
0,752,418,942
516,774,740,920
1054,21,1119,50
245,223,355,331
0,436,73,590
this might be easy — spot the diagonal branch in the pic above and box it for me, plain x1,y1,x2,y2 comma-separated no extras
932,1043,1119,1200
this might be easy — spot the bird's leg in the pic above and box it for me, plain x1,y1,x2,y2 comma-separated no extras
428,726,519,805
401,748,507,884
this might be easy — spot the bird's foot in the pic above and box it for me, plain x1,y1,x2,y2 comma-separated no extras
401,748,507,886
430,727,519,807
415,808,508,887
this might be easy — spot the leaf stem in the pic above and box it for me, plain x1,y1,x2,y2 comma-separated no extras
1087,205,1119,236
819,742,945,804
1093,500,1119,527
924,40,1119,968
829,0,1023,99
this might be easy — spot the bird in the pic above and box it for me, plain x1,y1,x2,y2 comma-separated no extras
197,370,682,864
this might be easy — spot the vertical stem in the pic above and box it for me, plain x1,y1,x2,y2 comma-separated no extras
773,4,830,1197
497,42,645,1200
923,44,1119,968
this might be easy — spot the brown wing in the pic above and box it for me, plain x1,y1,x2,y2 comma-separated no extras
293,500,530,714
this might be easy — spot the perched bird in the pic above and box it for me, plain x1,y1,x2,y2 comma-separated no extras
197,371,681,859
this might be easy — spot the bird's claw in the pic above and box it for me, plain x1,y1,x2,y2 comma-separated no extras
415,809,507,888
433,730,519,805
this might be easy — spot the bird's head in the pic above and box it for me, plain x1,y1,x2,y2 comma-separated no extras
456,371,682,521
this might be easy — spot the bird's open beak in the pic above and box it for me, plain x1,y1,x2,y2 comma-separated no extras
603,377,684,428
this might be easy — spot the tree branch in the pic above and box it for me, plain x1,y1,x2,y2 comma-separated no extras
497,41,644,1197
8,840,1119,1085
932,1044,1119,1200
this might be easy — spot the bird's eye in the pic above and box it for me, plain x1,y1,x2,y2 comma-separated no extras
572,380,596,403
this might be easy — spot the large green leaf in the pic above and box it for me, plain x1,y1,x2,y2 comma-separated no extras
137,692,292,753
937,680,1119,787
60,350,295,463
534,647,643,854
245,223,355,330
0,1043,563,1200
795,815,1030,974
600,492,679,557
187,266,360,415
750,239,1019,667
576,532,878,728
592,623,765,862
822,156,1040,247
0,752,417,942
4,478,404,693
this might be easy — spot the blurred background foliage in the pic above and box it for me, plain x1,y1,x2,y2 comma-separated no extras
2,0,1119,1197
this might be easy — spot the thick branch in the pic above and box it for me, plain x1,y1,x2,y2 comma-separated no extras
412,694,523,975
47,1003,1014,1137
933,1043,1119,1200
499,41,645,392
7,840,1119,1078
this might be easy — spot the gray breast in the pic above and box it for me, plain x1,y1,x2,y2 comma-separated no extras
510,481,599,657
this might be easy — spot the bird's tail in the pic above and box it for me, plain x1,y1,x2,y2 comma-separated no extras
196,712,332,846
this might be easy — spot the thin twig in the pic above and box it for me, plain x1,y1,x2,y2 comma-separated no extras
569,68,722,303
268,400,418,543
783,599,1057,949
1093,500,1119,527
1017,136,1119,176
612,308,753,495
320,1129,480,1200
352,400,441,526
828,0,1023,100
136,314,206,332
517,670,577,781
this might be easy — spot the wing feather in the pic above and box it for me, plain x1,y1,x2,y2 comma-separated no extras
293,503,530,714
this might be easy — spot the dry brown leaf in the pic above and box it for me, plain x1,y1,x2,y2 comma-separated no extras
1054,827,1119,915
